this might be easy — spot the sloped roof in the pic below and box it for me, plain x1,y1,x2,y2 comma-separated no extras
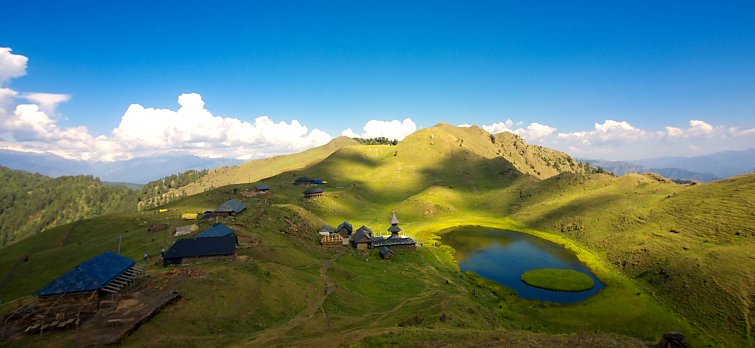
197,224,234,238
255,185,270,190
294,177,312,183
380,246,394,257
311,179,326,185
164,236,236,259
390,212,399,225
303,188,324,195
336,221,353,233
388,225,402,233
372,237,416,248
352,226,373,243
216,199,246,213
37,252,135,297
356,225,373,235
320,224,335,233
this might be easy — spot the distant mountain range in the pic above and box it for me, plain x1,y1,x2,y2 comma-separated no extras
0,149,243,184
584,148,755,182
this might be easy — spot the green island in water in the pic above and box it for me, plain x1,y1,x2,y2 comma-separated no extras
521,268,595,292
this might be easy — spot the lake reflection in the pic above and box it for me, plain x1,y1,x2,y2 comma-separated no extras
441,226,605,303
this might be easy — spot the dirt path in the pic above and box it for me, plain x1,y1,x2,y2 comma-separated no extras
244,256,339,347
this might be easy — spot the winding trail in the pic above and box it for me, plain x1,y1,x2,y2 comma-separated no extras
244,256,339,347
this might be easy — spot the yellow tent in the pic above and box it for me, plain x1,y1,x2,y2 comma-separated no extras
158,208,169,213
182,213,199,220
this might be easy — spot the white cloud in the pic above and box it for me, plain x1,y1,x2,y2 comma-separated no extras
109,93,333,159
480,119,556,143
0,48,336,161
551,119,754,160
0,47,28,85
21,93,71,114
0,93,334,161
342,118,417,140
513,122,556,142
341,128,360,138
481,119,514,134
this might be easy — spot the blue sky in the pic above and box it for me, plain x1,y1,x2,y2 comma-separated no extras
1,1,754,160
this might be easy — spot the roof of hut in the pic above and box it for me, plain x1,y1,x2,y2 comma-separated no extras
164,236,237,259
37,252,135,297
197,224,234,238
215,199,246,213
352,225,373,242
303,187,324,195
380,247,394,258
372,237,416,248
336,221,353,233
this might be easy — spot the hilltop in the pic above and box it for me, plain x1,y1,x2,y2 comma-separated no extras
0,124,752,347
150,136,359,201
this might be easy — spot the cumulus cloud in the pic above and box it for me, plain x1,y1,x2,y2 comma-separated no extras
475,118,755,160
0,47,336,161
480,119,555,143
552,119,755,159
481,119,514,134
1,93,333,161
21,93,71,114
341,118,417,140
514,122,556,142
111,93,332,159
0,47,28,85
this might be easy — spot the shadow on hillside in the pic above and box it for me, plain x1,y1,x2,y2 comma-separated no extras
518,190,630,233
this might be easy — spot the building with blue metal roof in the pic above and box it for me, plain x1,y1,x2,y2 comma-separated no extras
197,224,234,238
37,252,140,297
163,235,237,266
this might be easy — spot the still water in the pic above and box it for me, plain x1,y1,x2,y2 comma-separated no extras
441,226,605,303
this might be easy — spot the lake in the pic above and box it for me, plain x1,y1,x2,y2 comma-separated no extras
441,226,605,303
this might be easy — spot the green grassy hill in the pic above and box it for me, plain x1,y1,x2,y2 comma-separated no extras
1,124,752,347
0,167,137,247
154,136,359,200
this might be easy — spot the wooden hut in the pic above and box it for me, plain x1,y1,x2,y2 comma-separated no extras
380,247,395,259
163,236,237,266
336,222,353,239
255,184,271,193
213,199,246,216
303,187,324,198
293,177,314,185
319,224,335,236
37,252,144,310
351,225,373,250
320,234,344,248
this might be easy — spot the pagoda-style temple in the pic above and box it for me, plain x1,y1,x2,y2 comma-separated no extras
372,212,416,250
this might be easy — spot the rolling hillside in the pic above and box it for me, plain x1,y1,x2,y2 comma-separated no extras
0,124,752,347
0,167,138,247
151,136,360,201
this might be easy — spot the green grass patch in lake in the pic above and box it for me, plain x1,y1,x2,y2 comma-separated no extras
521,269,595,292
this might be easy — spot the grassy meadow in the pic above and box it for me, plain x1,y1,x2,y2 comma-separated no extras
1,124,752,347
